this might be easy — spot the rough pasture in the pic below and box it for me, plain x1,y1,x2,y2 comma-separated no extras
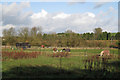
2,48,120,78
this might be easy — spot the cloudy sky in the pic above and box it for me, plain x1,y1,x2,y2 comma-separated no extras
0,2,118,36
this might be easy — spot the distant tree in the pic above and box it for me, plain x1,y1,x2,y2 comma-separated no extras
30,26,42,46
2,26,118,47
94,27,102,40
65,30,74,33
2,29,7,45
2,29,7,37
94,28,102,34
82,32,94,40
31,27,37,37
18,27,30,42
2,27,16,45
90,33,94,40
107,32,111,40
115,32,120,40
102,32,107,40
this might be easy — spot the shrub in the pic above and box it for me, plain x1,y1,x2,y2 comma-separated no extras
2,51,41,60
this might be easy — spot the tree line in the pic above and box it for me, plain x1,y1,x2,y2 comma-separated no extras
2,27,120,47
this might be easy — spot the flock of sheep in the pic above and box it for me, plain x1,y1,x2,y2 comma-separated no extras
53,48,110,57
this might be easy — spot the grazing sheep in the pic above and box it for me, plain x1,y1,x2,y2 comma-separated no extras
100,50,110,56
61,48,71,52
65,48,71,52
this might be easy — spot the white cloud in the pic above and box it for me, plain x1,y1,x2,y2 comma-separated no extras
71,13,96,26
87,12,95,18
0,24,16,36
2,2,32,26
30,8,117,33
93,7,117,32
31,9,48,19
52,13,71,19
0,2,118,36
1,24,15,30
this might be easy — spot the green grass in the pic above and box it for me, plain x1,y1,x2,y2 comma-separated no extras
2,48,120,78
2,48,119,54
2,55,85,71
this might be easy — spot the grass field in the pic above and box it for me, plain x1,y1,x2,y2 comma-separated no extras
2,48,120,79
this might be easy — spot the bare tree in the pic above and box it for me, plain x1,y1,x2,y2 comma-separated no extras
18,27,30,42
2,27,16,45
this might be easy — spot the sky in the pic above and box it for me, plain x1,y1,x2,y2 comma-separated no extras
0,2,118,36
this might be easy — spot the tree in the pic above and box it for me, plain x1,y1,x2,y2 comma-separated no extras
115,32,120,40
18,27,30,42
65,30,74,33
30,26,42,46
31,27,37,37
2,27,16,45
94,27,102,40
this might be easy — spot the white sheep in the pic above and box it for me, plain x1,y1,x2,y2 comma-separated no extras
100,50,110,56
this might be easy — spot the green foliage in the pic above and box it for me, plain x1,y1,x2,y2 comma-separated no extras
94,27,102,40
115,32,120,40
2,27,119,47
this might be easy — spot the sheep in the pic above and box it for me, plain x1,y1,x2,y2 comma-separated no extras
100,50,110,56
